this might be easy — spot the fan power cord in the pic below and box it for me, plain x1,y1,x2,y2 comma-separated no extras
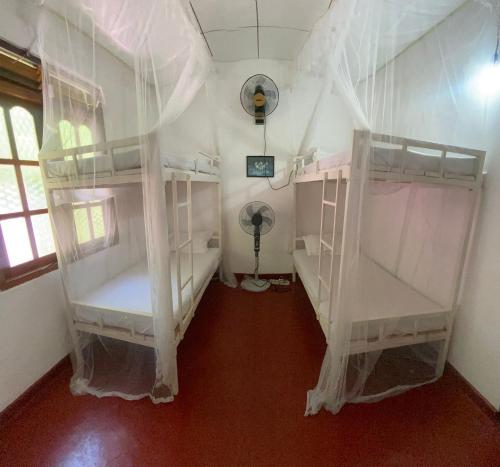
267,167,296,191
263,113,296,190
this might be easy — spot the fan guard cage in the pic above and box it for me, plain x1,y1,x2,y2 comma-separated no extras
239,201,275,235
240,74,279,117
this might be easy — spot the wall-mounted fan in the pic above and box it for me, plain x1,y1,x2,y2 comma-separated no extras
240,74,279,125
239,201,275,292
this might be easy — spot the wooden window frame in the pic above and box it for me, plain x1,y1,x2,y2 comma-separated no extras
72,198,119,258
0,95,57,290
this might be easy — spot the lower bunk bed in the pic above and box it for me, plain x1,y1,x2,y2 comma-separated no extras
293,249,450,354
71,248,221,347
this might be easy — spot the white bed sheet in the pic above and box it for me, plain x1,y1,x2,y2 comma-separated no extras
46,148,142,178
162,154,220,175
72,248,220,334
47,150,219,178
293,249,448,337
301,147,477,179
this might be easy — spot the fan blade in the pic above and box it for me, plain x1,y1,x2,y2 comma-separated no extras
261,216,273,226
256,206,268,215
241,219,253,227
246,204,255,218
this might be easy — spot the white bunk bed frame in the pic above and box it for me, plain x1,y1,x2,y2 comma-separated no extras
39,135,221,189
292,130,485,370
40,135,222,349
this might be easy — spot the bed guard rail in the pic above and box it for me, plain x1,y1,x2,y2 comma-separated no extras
358,131,486,188
293,149,318,174
39,135,143,180
196,151,221,176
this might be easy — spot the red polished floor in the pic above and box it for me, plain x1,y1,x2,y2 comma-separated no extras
1,281,499,466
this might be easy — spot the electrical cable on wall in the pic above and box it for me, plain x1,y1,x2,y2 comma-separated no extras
264,119,296,191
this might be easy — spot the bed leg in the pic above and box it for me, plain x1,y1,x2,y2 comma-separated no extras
292,264,297,283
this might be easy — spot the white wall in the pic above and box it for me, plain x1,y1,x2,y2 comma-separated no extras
372,1,500,410
0,1,138,411
0,271,69,411
214,60,297,274
0,0,68,413
164,60,301,273
159,60,353,275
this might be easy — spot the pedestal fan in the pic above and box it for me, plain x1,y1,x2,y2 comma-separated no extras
239,201,275,292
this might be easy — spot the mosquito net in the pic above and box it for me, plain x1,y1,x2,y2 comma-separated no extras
36,0,211,402
32,0,494,410
298,0,493,414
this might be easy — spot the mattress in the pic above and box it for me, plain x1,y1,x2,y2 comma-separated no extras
46,150,219,178
301,147,477,180
293,249,448,338
72,248,221,335
46,148,142,178
163,154,220,175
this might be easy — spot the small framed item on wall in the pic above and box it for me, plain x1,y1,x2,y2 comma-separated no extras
246,156,275,177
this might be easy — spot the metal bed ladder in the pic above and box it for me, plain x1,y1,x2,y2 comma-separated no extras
317,170,342,342
171,174,194,335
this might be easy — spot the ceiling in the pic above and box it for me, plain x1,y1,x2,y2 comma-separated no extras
19,0,468,69
189,0,332,61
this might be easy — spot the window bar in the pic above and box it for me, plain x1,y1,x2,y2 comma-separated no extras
72,150,79,177
86,204,95,242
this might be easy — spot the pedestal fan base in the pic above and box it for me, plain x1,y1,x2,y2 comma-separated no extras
241,276,270,292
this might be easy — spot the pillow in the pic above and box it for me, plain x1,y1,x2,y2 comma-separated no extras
192,230,213,254
303,234,320,256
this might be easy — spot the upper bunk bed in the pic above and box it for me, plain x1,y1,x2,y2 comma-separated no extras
39,135,221,190
294,130,485,190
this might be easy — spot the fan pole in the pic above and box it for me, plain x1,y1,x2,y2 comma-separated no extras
254,228,260,280
254,254,259,281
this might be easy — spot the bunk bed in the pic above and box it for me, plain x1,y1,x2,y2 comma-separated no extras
39,136,222,348
40,136,220,189
292,130,484,357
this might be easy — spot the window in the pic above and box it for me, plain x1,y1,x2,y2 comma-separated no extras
49,74,105,156
0,97,57,290
71,198,118,257
58,120,95,158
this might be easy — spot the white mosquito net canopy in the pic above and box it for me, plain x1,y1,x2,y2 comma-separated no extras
35,0,211,402
32,0,496,411
296,0,496,414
